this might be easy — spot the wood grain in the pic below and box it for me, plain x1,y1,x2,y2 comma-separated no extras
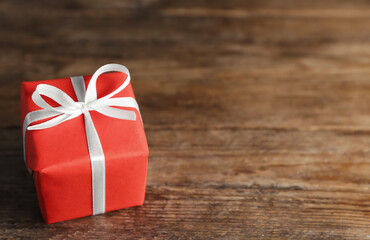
0,0,369,239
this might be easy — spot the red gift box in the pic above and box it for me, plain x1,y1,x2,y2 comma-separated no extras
21,64,149,224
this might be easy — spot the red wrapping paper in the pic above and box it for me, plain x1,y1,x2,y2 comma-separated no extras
21,72,149,224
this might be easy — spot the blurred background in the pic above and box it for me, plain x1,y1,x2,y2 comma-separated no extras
1,0,370,239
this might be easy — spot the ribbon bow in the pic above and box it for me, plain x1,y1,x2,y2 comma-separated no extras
22,63,141,215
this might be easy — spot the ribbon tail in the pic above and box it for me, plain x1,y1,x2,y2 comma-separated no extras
94,106,137,121
93,97,143,123
83,111,106,215
27,113,78,130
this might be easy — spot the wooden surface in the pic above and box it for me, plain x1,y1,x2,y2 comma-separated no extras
1,0,370,239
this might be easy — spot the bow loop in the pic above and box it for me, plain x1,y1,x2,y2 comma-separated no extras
85,64,131,104
34,84,80,108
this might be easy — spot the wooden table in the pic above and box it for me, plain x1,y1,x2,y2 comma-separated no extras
1,0,369,239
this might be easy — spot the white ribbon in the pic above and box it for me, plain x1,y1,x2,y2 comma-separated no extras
22,63,141,215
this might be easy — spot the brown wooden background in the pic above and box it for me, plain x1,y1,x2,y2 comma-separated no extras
1,0,370,239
